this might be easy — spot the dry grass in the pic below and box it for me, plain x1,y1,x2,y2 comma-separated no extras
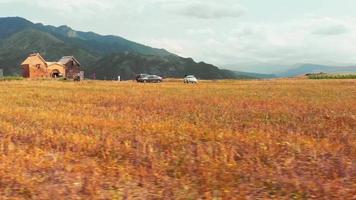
0,79,355,199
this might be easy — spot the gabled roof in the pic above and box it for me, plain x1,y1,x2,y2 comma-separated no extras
21,53,47,66
58,56,81,66
46,62,65,67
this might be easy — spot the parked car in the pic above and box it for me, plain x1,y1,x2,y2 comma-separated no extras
136,74,149,82
184,75,198,83
136,74,163,83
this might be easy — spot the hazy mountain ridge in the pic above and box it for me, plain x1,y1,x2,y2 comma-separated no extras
232,71,277,79
278,64,356,77
225,63,356,78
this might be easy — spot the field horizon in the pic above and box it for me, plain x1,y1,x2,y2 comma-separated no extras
0,79,355,199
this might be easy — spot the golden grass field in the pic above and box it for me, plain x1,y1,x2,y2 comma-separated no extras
0,79,355,199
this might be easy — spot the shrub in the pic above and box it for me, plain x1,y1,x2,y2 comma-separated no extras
0,76,24,81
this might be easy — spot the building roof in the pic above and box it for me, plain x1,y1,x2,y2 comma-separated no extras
58,56,81,66
46,62,66,67
21,53,47,66
46,62,56,65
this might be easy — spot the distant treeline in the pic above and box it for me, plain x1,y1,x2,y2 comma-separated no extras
307,73,356,79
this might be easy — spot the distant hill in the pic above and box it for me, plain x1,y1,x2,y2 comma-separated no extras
278,64,356,77
0,17,237,80
232,71,277,79
88,53,236,80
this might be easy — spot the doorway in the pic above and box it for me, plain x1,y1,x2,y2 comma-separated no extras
51,69,62,78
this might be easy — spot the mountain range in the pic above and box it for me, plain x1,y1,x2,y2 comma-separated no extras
277,64,356,77
0,17,240,80
226,63,356,78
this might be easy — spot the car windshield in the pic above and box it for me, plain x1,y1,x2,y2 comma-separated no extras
186,75,195,78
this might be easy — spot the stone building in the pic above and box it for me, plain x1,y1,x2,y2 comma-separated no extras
21,53,81,79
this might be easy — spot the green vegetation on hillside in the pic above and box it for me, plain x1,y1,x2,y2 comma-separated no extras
87,53,236,80
0,28,97,75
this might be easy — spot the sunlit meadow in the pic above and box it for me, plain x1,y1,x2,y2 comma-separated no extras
0,79,355,199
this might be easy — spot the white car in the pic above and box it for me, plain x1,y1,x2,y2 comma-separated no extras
184,75,198,83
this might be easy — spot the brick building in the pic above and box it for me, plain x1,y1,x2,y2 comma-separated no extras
21,53,81,79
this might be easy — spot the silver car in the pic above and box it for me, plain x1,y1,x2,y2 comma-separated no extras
136,74,163,83
184,75,198,83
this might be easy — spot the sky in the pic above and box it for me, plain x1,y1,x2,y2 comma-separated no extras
0,0,355,73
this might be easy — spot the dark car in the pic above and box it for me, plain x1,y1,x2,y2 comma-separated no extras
136,74,163,83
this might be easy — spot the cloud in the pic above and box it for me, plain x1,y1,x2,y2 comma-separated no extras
309,18,350,36
0,0,128,17
161,0,246,19
148,16,356,72
33,0,119,15
3,0,246,19
186,28,215,36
